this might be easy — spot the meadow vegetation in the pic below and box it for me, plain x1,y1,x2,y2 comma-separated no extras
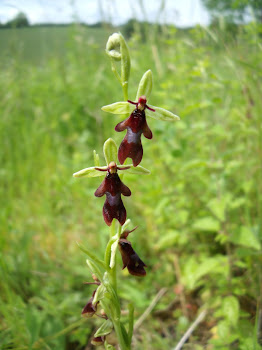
0,21,262,349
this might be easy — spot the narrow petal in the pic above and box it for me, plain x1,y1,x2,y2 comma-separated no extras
142,121,153,139
120,181,131,196
94,179,107,197
115,117,130,132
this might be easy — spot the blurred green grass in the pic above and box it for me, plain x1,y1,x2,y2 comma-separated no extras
0,23,262,349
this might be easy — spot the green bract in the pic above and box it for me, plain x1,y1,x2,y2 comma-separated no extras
94,319,114,337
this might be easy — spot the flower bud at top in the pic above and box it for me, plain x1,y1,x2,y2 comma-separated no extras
106,33,121,61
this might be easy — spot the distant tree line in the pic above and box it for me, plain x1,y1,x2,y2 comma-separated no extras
202,0,262,23
0,12,29,28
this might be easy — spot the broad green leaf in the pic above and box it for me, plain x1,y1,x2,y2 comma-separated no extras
136,70,153,101
93,150,100,167
208,197,228,222
109,239,118,269
146,105,180,121
101,102,133,115
103,138,118,165
73,166,107,178
181,159,207,171
118,164,150,175
155,230,180,250
94,319,113,338
230,226,261,250
222,296,239,327
192,217,220,232
217,320,238,343
182,256,229,290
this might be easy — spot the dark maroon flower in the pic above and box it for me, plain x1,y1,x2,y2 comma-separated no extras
91,336,105,346
81,289,98,318
115,96,155,167
118,237,147,277
94,162,131,226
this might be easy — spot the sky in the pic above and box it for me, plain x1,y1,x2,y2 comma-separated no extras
0,0,210,28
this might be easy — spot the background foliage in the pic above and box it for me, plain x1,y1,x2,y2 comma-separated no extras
0,15,262,350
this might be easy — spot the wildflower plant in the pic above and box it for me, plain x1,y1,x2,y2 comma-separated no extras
73,33,179,349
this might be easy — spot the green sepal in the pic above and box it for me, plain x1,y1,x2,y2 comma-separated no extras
146,105,180,121
93,150,100,167
94,319,114,338
136,70,153,101
103,138,118,165
93,283,107,305
109,239,119,269
73,166,107,178
118,164,150,175
101,102,132,115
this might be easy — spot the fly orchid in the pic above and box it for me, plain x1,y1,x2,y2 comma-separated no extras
102,70,180,166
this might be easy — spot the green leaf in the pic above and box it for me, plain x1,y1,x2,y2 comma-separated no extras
222,296,239,327
109,240,118,269
155,230,180,250
146,105,180,121
77,242,106,281
73,166,107,178
118,164,150,175
103,138,118,165
182,256,229,290
101,102,133,115
192,217,220,232
230,226,261,250
208,197,227,222
136,70,153,101
94,319,113,338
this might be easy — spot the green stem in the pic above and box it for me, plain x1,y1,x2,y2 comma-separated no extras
122,81,128,101
112,319,130,350
127,303,134,346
